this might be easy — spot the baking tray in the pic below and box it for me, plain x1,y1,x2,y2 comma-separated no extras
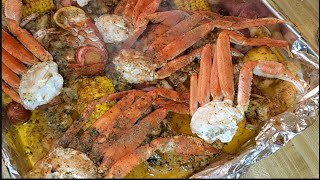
2,0,319,178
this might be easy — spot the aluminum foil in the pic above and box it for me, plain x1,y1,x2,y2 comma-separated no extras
190,1,319,178
2,0,319,179
2,142,20,178
190,47,319,178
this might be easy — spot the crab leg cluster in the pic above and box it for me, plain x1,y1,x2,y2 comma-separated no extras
105,136,218,178
113,9,290,84
114,0,162,48
190,30,298,115
57,90,144,147
57,88,208,177
2,0,53,103
189,29,304,144
146,12,287,67
135,10,189,52
57,88,211,177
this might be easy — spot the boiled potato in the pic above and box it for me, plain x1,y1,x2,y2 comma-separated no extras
249,26,271,38
243,46,279,63
222,119,257,154
166,113,195,136
242,41,297,74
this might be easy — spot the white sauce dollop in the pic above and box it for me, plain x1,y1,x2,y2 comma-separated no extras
190,101,244,143
18,61,64,110
95,14,134,44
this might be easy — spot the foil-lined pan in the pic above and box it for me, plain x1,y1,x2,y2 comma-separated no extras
190,0,319,178
2,0,319,178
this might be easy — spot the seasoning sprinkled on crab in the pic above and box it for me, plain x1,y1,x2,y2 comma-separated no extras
107,6,290,85
2,0,63,111
190,31,304,144
2,0,311,178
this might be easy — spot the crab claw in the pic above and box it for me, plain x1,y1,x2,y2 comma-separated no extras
4,0,22,22
67,46,107,76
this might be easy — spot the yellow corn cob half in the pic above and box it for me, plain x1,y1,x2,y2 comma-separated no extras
4,110,51,171
22,0,55,18
74,76,116,131
174,0,210,12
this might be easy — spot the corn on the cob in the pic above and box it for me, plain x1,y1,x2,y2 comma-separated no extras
74,76,116,131
174,0,210,12
4,110,51,170
22,0,55,18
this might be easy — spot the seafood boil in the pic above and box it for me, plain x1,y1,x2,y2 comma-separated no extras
2,0,308,178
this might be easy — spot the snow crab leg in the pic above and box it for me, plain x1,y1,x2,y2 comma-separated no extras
237,61,304,111
2,0,56,103
59,88,189,159
2,48,27,75
136,10,189,52
5,0,53,62
96,88,188,139
146,13,207,55
98,105,190,173
154,18,288,66
2,81,21,103
210,44,222,101
88,88,189,160
216,30,292,102
78,91,146,153
2,63,21,89
117,0,162,49
104,136,218,178
98,108,169,170
2,29,38,65
197,44,212,107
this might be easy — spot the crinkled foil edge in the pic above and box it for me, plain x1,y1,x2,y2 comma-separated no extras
2,1,319,179
2,142,21,178
190,73,319,178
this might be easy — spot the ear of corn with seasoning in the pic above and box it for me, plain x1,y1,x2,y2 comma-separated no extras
4,110,52,175
74,76,116,131
22,0,55,18
174,0,210,12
